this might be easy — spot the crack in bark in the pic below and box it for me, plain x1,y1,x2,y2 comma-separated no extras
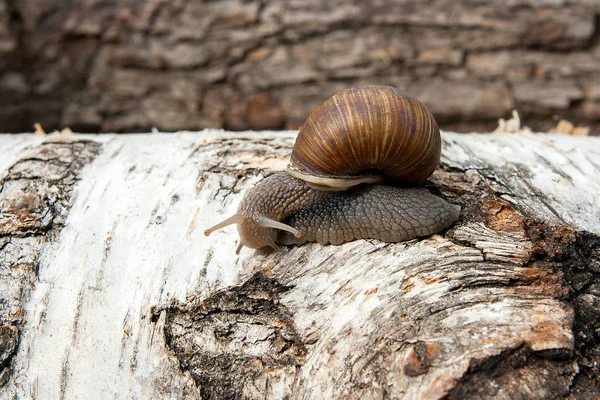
446,343,577,400
444,222,600,398
548,231,600,399
156,273,307,400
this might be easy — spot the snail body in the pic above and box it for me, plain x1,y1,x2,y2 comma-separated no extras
205,86,460,254
242,172,460,246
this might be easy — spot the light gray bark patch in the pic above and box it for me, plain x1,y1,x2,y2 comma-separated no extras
158,273,307,399
0,139,101,388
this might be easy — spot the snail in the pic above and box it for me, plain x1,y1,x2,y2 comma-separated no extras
205,85,460,254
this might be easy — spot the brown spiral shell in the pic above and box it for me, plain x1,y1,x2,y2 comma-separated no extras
287,85,441,189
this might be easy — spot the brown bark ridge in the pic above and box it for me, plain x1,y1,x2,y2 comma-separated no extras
0,131,599,399
1,0,600,134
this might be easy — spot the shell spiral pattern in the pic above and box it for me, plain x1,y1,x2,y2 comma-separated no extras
288,86,441,189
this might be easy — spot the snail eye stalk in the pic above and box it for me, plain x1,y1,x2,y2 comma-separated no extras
204,214,242,236
257,216,302,238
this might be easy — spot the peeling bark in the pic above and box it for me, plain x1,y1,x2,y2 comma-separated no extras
0,131,599,399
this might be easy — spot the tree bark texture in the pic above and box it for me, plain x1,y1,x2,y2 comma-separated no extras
0,0,600,134
0,131,599,399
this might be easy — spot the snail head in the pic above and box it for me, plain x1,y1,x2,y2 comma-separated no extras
204,212,301,255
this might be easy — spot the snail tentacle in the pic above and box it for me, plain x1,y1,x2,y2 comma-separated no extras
264,235,280,251
204,214,242,237
257,216,302,238
235,241,244,255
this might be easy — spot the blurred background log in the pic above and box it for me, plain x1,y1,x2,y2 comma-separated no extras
0,0,599,134
1,131,599,399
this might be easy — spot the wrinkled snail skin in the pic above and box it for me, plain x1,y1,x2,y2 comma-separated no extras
267,172,461,246
204,85,461,253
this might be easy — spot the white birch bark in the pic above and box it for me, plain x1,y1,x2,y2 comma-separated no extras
1,131,599,399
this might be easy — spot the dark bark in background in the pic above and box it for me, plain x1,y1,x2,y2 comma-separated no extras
0,0,599,134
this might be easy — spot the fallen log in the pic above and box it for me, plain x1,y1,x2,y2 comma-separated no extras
0,131,599,399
